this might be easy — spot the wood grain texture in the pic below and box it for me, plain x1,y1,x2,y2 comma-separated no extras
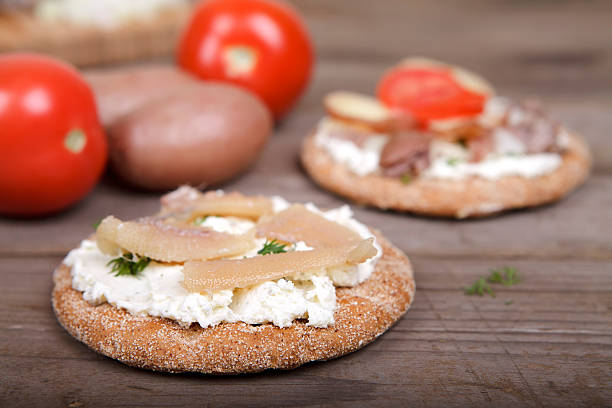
1,256,611,407
1,0,611,406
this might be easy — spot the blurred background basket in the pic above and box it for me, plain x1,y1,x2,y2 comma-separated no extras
0,1,192,67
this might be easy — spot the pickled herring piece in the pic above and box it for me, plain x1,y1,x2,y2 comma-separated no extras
96,215,255,262
256,204,362,247
161,186,273,219
183,238,377,293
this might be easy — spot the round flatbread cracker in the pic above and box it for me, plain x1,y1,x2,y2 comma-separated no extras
301,131,591,218
52,231,415,374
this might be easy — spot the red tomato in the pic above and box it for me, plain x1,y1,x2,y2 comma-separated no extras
377,63,490,125
0,54,107,217
177,0,313,120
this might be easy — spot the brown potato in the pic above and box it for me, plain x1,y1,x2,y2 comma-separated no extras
85,64,196,127
108,82,272,190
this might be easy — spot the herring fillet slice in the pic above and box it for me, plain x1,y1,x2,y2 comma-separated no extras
182,238,377,293
160,186,274,219
96,216,255,262
256,204,362,247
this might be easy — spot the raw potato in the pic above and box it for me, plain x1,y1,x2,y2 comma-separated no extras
109,83,272,190
85,65,196,127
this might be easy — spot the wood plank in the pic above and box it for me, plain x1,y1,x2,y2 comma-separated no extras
1,256,610,407
293,0,612,98
2,0,611,406
1,171,610,260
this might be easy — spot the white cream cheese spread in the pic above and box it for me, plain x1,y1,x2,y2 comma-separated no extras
314,119,389,176
422,151,562,180
314,97,564,180
64,196,381,329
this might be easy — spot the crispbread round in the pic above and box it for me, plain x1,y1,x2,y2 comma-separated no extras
301,130,591,218
52,231,415,374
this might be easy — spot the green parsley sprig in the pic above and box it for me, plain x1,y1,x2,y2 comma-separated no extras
257,240,288,255
108,253,151,277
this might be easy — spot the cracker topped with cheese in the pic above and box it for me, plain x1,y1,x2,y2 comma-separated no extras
301,57,591,218
52,187,415,374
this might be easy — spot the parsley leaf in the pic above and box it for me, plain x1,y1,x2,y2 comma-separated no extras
257,240,287,255
93,218,102,229
108,253,151,277
464,277,496,297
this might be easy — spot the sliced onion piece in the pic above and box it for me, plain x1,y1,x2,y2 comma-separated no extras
96,215,255,262
182,238,377,293
256,204,363,247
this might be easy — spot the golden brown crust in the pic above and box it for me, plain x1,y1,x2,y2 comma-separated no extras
301,130,591,218
52,231,415,374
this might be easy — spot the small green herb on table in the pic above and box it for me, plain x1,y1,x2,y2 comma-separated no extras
464,277,496,297
487,266,520,286
464,267,521,298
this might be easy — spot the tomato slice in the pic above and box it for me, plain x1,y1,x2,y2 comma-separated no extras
377,62,491,125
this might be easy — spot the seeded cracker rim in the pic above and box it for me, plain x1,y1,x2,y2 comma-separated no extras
301,128,591,218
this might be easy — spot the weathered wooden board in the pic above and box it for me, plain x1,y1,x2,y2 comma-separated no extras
0,171,609,260
1,256,610,407
1,0,611,406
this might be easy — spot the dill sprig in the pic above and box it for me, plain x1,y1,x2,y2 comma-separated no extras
108,253,151,277
464,277,496,297
487,267,520,286
257,240,287,255
464,267,520,297
446,157,461,166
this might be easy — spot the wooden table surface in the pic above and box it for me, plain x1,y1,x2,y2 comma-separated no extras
1,1,611,406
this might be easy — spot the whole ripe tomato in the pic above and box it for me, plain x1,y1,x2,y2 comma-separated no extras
0,54,107,216
377,59,493,126
177,0,313,120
